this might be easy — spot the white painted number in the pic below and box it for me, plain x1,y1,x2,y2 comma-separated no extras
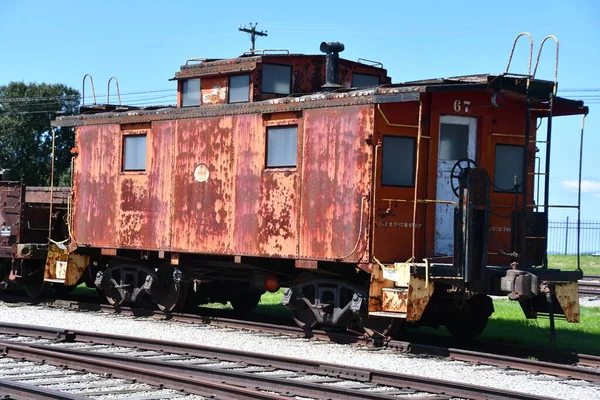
453,100,471,113
453,99,461,112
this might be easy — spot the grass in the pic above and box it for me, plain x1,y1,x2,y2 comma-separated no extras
548,254,600,275
481,299,600,355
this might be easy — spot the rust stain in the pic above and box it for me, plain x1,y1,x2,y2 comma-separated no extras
44,244,89,286
300,105,372,262
201,76,228,105
368,262,394,312
172,116,234,253
233,114,262,255
258,172,296,257
554,282,580,322
73,125,120,247
406,276,434,321
382,288,408,312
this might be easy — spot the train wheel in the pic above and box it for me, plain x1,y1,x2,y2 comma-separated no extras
230,292,261,312
22,261,46,298
445,294,493,340
291,273,319,330
361,317,402,339
104,283,126,306
156,268,188,313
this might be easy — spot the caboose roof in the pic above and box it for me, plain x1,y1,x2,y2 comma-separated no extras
52,73,588,127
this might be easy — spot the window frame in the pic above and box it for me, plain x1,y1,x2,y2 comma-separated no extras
493,143,525,193
380,135,417,188
261,63,293,95
265,124,298,169
228,73,250,103
122,133,148,173
351,72,380,88
181,78,201,107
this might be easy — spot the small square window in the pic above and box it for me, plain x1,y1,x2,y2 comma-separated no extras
266,126,297,168
352,73,380,88
381,136,416,187
494,144,524,193
181,78,201,107
229,74,250,103
439,123,469,160
262,64,292,95
123,135,147,171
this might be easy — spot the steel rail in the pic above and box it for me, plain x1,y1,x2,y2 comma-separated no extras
0,341,283,400
0,329,555,400
2,294,600,376
0,378,90,400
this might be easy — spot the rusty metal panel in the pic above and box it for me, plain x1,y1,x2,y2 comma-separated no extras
44,243,89,285
175,57,260,79
73,125,121,247
555,282,580,323
0,183,21,259
368,262,395,312
201,76,228,105
300,105,372,262
406,276,434,322
382,288,408,313
171,117,235,253
257,171,297,257
117,122,174,249
24,187,70,204
232,114,262,255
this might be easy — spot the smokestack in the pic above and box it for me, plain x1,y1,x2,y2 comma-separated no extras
320,41,345,91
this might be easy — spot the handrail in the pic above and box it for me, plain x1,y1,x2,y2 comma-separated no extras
533,35,559,92
505,32,533,76
357,58,383,68
82,74,96,106
106,76,122,105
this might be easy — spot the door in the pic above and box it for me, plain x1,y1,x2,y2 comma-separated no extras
434,116,477,256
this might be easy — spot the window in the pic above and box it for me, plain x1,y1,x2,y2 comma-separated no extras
262,64,292,95
266,126,297,168
181,78,201,107
381,136,416,187
494,144,524,192
229,74,250,103
352,73,380,88
123,135,147,171
439,123,469,160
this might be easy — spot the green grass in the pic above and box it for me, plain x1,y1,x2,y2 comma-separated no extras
548,254,600,275
481,299,600,355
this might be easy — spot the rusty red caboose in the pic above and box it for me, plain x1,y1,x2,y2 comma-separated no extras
49,35,587,339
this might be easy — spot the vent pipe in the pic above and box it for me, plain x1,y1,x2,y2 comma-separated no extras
320,41,345,91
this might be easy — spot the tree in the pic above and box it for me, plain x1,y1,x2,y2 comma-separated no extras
0,82,80,186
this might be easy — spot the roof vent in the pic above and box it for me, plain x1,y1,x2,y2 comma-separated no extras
320,42,345,91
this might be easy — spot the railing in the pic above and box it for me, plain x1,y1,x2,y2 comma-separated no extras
548,219,600,255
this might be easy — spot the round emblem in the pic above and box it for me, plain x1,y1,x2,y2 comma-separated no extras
194,164,210,182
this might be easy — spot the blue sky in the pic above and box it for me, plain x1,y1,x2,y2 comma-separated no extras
1,0,598,221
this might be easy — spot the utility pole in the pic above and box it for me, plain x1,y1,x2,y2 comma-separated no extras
238,23,267,52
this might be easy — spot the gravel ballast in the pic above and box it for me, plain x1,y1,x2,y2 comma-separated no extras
0,302,598,400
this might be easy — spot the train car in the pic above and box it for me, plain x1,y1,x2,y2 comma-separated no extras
49,34,588,340
0,170,73,296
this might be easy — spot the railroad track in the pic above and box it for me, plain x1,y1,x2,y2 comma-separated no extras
579,275,600,296
0,322,565,400
1,291,600,383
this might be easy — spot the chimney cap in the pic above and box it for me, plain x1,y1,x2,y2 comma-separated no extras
320,42,345,54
